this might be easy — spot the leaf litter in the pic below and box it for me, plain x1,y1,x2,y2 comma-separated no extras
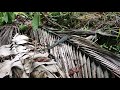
0,33,66,78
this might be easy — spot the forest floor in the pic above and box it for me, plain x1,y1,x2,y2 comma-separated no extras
0,12,120,78
43,12,120,55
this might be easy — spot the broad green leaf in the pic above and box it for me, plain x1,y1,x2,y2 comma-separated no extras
32,13,40,30
3,12,8,23
7,12,15,23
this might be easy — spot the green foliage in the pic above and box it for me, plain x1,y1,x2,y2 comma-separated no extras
2,12,15,24
101,42,120,54
0,12,15,25
47,12,74,28
14,12,28,18
0,13,3,24
19,24,28,31
48,12,70,17
31,13,41,30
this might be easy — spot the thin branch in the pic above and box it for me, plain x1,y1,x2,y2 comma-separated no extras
41,12,68,29
43,26,118,37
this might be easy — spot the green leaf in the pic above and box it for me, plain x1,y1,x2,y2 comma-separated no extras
2,12,15,24
7,12,14,23
19,24,28,31
3,12,8,23
0,13,3,25
32,13,40,30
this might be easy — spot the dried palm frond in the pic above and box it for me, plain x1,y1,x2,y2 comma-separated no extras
36,28,120,78
0,25,20,46
68,35,120,77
